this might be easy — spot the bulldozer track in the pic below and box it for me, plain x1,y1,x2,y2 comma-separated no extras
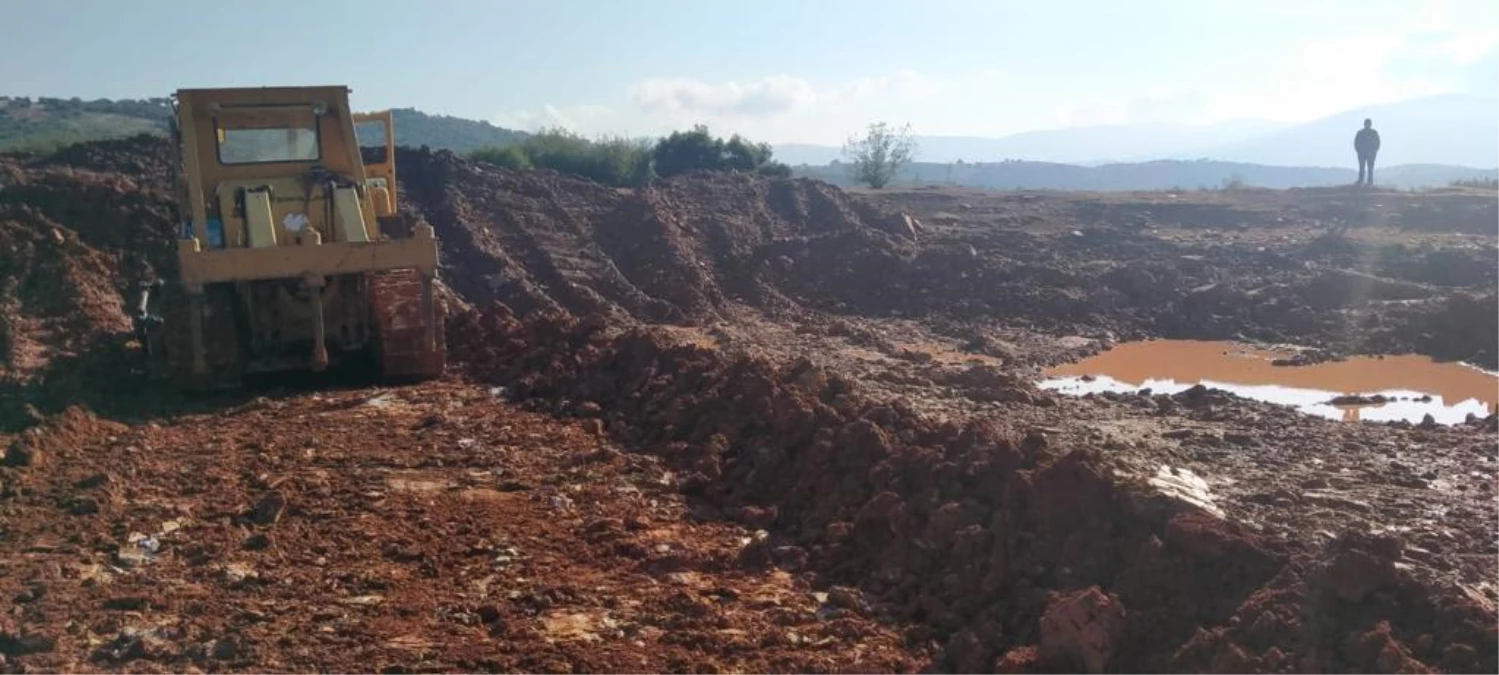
370,268,445,381
153,283,244,391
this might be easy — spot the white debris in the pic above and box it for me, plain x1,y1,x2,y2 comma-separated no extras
1148,465,1224,518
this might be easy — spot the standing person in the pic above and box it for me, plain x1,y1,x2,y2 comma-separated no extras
1354,119,1380,186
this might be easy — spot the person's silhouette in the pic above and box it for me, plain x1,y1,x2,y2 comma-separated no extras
1354,119,1380,186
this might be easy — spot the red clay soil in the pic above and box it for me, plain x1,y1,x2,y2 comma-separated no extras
397,146,1498,368
393,148,918,327
445,306,1498,673
0,148,181,427
0,144,180,368
0,385,923,673
1,138,1494,374
0,207,130,379
0,137,1495,673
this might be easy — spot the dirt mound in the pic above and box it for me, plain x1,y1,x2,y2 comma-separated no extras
1174,528,1499,673
29,134,176,191
0,148,179,410
1371,290,1499,366
0,168,178,281
5,137,1492,375
0,144,182,427
0,206,131,379
0,136,1489,442
396,148,919,326
447,304,1497,673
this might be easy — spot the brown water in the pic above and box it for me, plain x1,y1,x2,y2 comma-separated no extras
1041,340,1498,424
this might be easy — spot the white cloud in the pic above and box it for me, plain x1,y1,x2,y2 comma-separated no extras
492,104,624,134
1096,26,1492,127
625,69,940,125
496,70,973,144
1241,35,1442,121
631,75,816,117
1436,33,1496,63
831,69,944,105
491,18,1495,146
1054,100,1129,127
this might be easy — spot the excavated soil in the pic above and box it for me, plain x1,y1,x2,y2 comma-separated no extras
0,136,1495,673
1,387,923,673
393,149,920,327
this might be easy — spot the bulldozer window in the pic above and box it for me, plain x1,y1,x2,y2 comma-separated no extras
215,108,321,165
356,119,389,164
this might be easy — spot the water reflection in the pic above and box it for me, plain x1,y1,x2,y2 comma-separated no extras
1040,340,1499,425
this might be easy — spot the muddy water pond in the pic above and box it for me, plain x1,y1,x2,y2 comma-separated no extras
1040,340,1498,425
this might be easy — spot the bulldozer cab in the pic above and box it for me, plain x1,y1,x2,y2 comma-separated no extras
173,86,391,253
144,86,444,389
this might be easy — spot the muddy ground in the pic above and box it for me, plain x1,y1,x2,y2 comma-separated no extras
0,136,1495,673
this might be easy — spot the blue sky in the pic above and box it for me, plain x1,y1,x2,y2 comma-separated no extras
2,0,1494,144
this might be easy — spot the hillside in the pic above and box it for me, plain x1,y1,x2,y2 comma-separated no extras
386,107,525,151
0,97,171,152
0,96,526,153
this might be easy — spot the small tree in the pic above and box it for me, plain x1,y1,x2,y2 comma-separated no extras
843,121,916,189
652,125,789,178
653,125,724,178
722,134,772,172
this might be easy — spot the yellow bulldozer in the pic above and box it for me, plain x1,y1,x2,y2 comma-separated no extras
136,85,446,389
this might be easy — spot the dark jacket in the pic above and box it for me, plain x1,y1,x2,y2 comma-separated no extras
1355,127,1380,156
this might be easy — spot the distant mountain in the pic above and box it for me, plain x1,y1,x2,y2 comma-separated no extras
776,120,1287,166
1202,94,1498,169
7,93,1492,187
797,159,1497,191
0,96,526,153
386,108,525,152
778,94,1497,169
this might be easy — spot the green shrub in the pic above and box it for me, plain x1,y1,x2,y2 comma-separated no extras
652,124,787,178
470,124,787,187
470,128,652,187
470,144,533,170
